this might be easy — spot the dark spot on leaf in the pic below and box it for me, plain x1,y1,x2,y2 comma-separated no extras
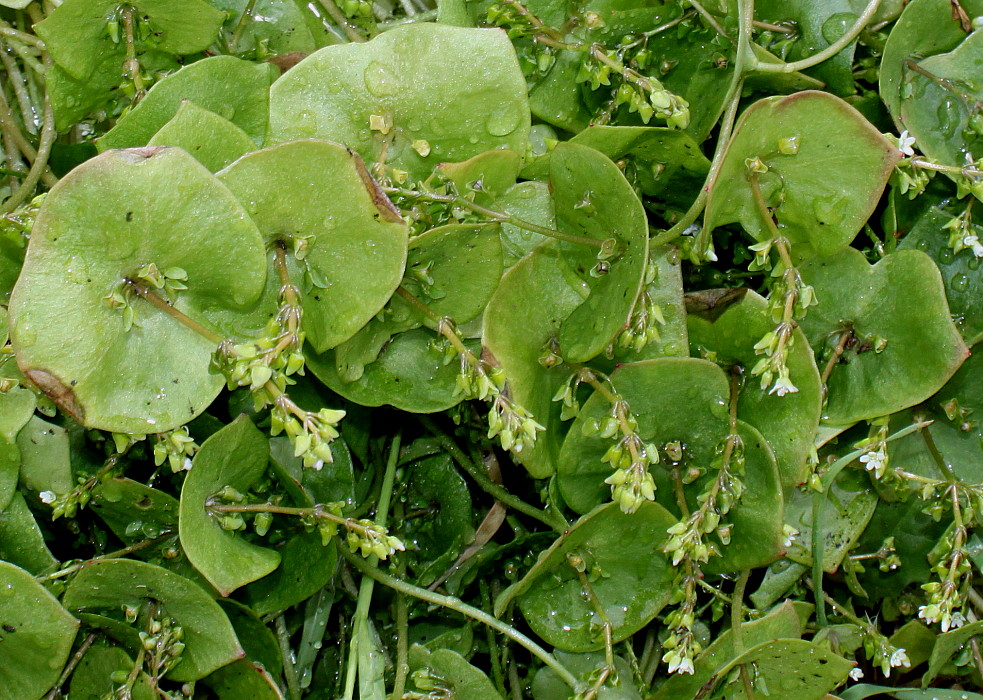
125,212,133,221
2,623,15,633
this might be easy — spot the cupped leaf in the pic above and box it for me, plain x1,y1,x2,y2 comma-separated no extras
437,149,522,205
498,181,555,264
798,248,969,424
497,501,677,653
0,492,57,575
551,142,649,362
879,0,983,125
557,359,785,572
651,600,803,699
923,620,983,687
36,0,223,82
482,240,587,478
406,645,502,700
242,530,338,617
180,415,280,596
703,638,854,699
90,477,178,546
62,559,244,681
268,23,530,180
688,289,823,487
705,91,901,259
69,642,155,700
148,100,257,173
0,560,79,700
568,125,710,201
307,330,480,413
898,206,983,346
898,30,983,194
785,467,878,574
533,651,640,700
557,357,730,514
218,139,408,352
8,147,268,434
331,221,501,381
98,56,278,151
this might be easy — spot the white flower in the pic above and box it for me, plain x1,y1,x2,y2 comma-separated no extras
898,130,916,156
783,524,799,548
182,457,193,471
963,233,983,258
859,449,886,478
849,667,864,681
667,656,695,675
889,648,911,669
769,375,798,397
949,611,968,630
39,490,56,504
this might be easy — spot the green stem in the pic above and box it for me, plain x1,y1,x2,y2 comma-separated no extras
419,415,565,531
338,545,587,694
37,532,173,582
315,0,366,43
811,490,827,626
121,6,145,98
125,280,224,344
732,570,756,700
753,0,882,74
343,435,401,700
377,8,438,30
922,427,958,483
277,614,302,700
45,633,97,700
0,78,54,214
480,579,507,695
911,158,983,179
229,0,258,52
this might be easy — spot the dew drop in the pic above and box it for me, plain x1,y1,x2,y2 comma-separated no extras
363,61,397,97
952,272,970,291
486,103,523,137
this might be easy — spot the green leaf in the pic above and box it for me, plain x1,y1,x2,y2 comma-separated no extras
268,23,531,180
705,91,900,260
208,0,336,55
218,139,409,352
533,651,640,700
147,100,257,173
406,645,502,700
551,142,649,362
8,147,268,434
357,619,387,700
0,492,57,575
651,600,803,700
785,467,878,573
482,240,587,478
799,248,969,424
437,149,522,205
98,56,278,151
704,638,854,699
242,530,338,617
16,415,73,495
180,415,280,596
924,620,983,685
568,125,710,201
897,206,983,345
90,477,179,545
879,0,983,121
68,642,155,700
332,222,501,381
687,289,823,488
496,502,677,652
841,686,983,700
202,660,285,700
308,330,480,413
0,386,36,511
0,560,79,700
62,558,244,681
497,181,556,265
890,619,937,671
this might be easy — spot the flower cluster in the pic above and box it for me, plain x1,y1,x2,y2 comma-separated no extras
942,204,983,258
105,264,188,331
139,612,186,679
152,426,198,473
861,627,911,677
855,417,890,480
272,401,346,471
919,519,972,632
615,286,666,353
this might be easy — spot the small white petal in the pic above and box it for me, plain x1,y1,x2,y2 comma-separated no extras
39,490,56,504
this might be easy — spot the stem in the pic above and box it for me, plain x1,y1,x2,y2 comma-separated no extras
338,545,587,694
390,503,410,700
344,435,400,700
125,279,224,344
277,614,302,700
922,427,958,483
0,22,44,48
820,328,853,399
229,0,258,52
911,157,983,179
753,0,882,74
315,0,367,43
377,8,438,30
687,0,730,39
752,20,795,34
121,6,144,98
0,82,54,214
385,187,606,249
481,579,507,696
811,490,827,626
419,415,565,530
0,45,37,135
732,570,756,700
37,532,173,582
45,633,97,700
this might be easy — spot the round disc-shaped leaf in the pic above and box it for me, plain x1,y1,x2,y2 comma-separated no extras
180,415,280,596
307,330,479,413
98,56,278,151
62,559,244,681
705,91,900,259
0,386,35,511
551,142,649,362
8,147,268,434
218,139,408,352
496,502,677,653
799,248,969,424
148,100,256,173
0,560,79,700
268,23,530,180
483,240,588,478
687,289,822,488
405,646,501,700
